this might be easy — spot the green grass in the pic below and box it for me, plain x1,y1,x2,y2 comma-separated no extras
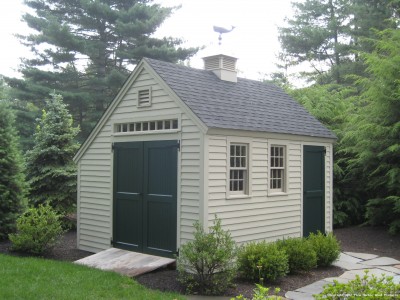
0,254,185,300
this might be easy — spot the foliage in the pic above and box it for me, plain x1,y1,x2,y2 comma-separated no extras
276,237,317,273
278,0,396,84
9,205,64,254
315,270,400,300
237,241,289,283
177,217,237,295
0,102,27,240
0,254,184,300
341,28,400,233
231,284,282,300
25,93,80,215
307,232,340,267
6,0,198,141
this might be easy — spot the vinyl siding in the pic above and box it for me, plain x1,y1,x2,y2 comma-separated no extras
77,67,202,253
206,135,333,244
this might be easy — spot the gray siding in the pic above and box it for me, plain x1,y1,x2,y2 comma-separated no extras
206,135,333,244
77,67,202,253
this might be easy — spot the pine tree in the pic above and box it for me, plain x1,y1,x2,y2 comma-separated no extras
6,0,198,141
0,103,27,240
26,93,80,215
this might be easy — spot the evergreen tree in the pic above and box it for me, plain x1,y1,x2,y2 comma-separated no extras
0,103,27,240
342,28,400,233
26,93,80,215
7,0,198,141
278,0,395,84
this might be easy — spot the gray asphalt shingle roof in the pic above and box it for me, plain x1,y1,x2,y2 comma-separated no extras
145,58,336,139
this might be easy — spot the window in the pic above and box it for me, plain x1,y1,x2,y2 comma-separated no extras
138,88,151,107
270,145,285,192
115,119,179,134
229,144,248,194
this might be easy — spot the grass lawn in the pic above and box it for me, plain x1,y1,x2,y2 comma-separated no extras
0,254,184,300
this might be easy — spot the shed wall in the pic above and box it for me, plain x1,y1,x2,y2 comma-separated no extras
206,134,333,244
77,68,202,253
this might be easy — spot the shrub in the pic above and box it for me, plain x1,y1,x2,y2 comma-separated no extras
232,284,282,300
308,231,340,267
177,216,237,295
277,237,317,273
9,205,64,255
315,270,400,300
237,241,289,283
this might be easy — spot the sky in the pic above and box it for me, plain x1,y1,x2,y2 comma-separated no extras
0,0,296,80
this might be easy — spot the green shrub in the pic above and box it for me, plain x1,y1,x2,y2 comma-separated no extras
9,205,64,255
231,284,282,300
315,270,400,300
277,237,317,273
237,241,289,283
177,216,237,295
308,231,340,267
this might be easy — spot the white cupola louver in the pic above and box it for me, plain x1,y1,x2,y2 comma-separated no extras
203,54,238,83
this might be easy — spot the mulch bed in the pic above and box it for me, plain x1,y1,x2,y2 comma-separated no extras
1,226,399,298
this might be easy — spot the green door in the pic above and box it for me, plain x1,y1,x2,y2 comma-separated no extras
303,145,325,237
113,140,178,257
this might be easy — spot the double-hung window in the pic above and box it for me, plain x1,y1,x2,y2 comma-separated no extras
229,144,248,194
270,145,285,192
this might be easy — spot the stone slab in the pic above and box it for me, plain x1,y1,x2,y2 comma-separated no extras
333,260,370,270
393,275,400,284
362,257,400,266
344,252,378,260
378,266,400,275
296,280,330,295
324,277,350,284
336,252,363,264
285,291,315,300
339,268,397,280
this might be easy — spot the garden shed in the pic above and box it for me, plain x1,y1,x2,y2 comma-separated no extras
73,54,336,258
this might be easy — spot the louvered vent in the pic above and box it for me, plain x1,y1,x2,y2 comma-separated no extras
138,88,151,107
203,54,237,82
222,57,236,71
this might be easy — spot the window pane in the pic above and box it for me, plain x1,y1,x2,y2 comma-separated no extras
136,123,142,131
236,145,241,156
165,120,170,129
230,157,234,167
129,123,135,131
241,146,246,156
279,157,283,167
241,157,246,168
172,119,178,129
236,157,241,167
157,121,163,130
149,121,156,130
143,122,148,131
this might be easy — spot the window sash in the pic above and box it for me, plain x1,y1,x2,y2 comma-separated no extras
229,144,248,194
270,146,285,192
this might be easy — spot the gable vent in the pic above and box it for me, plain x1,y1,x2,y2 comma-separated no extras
203,54,237,82
138,88,151,107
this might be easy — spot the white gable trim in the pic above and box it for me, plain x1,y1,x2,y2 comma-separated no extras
73,59,207,162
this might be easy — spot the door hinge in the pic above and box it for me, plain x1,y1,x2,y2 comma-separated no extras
111,143,115,152
324,147,327,155
177,140,180,152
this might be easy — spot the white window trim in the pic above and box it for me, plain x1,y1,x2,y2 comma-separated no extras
112,115,181,136
268,143,288,196
226,137,252,199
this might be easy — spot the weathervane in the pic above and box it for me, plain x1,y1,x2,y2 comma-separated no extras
213,25,235,45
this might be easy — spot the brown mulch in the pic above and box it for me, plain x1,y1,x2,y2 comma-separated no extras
0,226,399,298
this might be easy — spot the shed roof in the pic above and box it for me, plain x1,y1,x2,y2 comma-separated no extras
145,58,335,139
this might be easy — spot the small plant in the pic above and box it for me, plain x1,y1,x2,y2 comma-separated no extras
315,270,400,299
277,237,317,273
9,204,64,255
231,284,282,300
177,216,237,295
237,241,289,283
307,231,340,267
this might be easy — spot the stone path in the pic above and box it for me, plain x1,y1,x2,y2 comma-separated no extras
285,252,400,300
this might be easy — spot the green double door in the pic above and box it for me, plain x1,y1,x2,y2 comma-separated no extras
303,145,325,237
113,140,178,258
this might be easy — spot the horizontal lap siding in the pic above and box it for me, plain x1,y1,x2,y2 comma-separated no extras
179,116,201,243
78,68,202,252
207,136,302,245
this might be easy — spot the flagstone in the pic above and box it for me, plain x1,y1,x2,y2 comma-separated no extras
344,252,378,260
362,257,400,266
